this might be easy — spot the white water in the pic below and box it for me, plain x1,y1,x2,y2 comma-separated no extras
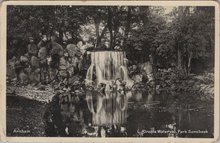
86,51,133,87
85,51,133,126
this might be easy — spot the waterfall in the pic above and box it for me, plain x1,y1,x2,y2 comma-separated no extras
85,51,133,126
86,51,134,87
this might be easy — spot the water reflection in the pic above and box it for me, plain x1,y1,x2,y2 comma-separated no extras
45,88,213,137
86,90,128,126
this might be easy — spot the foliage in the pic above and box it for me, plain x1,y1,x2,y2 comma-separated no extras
7,5,215,88
167,7,214,75
7,6,214,73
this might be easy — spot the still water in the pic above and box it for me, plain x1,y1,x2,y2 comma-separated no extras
46,88,213,137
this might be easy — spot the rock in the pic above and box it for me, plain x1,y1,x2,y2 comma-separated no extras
28,43,38,56
38,47,47,60
78,43,92,55
132,74,143,83
19,71,29,85
48,68,57,81
59,57,70,70
23,67,32,75
50,42,64,57
67,67,74,77
31,56,40,68
71,57,83,72
66,44,82,57
33,68,41,83
59,70,69,78
29,72,35,83
20,55,29,63
7,57,16,79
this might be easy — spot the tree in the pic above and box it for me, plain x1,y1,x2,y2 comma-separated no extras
169,6,214,76
7,5,215,75
125,6,167,64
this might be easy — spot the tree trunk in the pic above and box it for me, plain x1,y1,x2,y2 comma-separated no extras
107,7,113,49
176,42,187,77
122,7,131,50
177,42,182,71
96,24,108,48
140,7,149,26
187,50,193,75
94,19,100,48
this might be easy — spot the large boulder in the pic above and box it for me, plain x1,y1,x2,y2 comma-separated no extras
38,47,47,60
49,42,64,69
66,44,82,58
50,42,64,57
20,55,29,68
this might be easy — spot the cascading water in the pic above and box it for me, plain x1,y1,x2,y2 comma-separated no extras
85,51,133,126
85,51,133,86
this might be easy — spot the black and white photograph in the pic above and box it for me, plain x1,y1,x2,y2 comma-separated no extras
1,1,219,141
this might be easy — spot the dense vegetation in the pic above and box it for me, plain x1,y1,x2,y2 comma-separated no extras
7,6,214,78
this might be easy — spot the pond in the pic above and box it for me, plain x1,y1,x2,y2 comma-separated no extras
44,86,214,138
